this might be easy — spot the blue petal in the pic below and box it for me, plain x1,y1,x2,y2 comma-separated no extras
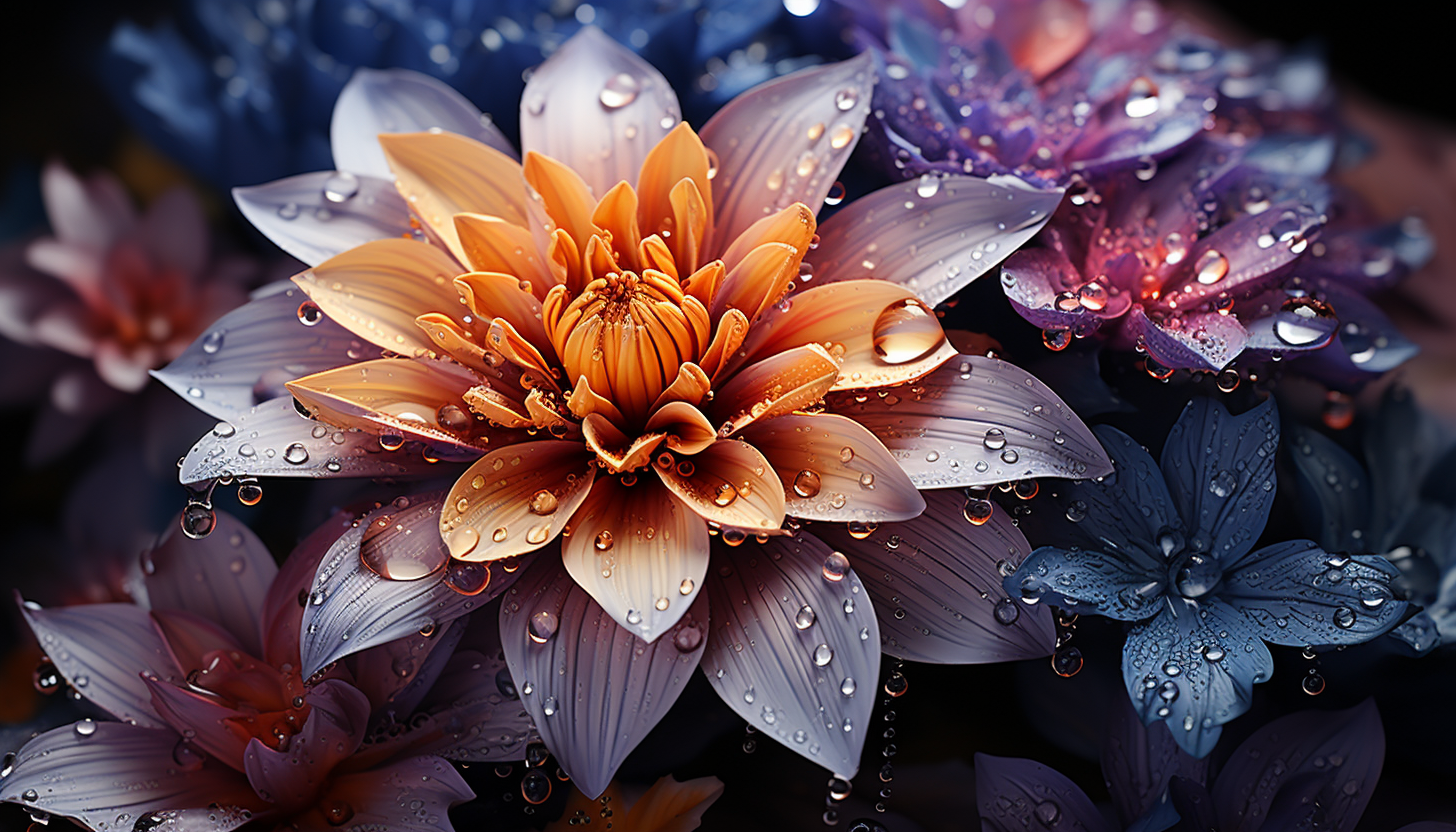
1005,545,1164,622
1160,397,1279,564
973,753,1114,832
1220,540,1408,646
1285,424,1371,554
1390,611,1442,656
1101,697,1207,828
1121,599,1273,758
1210,699,1384,832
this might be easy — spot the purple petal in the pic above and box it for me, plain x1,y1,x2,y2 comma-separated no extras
518,27,680,197
1221,540,1407,646
1285,425,1371,554
233,172,416,267
345,618,465,717
331,67,517,180
154,282,381,423
701,52,874,253
304,755,474,832
243,680,371,809
826,355,1112,488
1303,216,1433,292
1235,289,1340,357
1122,600,1273,758
0,722,260,830
1167,197,1327,308
973,753,1113,832
702,534,880,779
499,557,706,798
298,495,517,678
260,510,358,668
805,174,1063,307
180,396,444,484
1160,397,1278,564
998,248,1108,335
20,599,180,728
1064,103,1206,175
1122,305,1249,371
813,490,1056,663
140,510,276,656
144,677,250,769
1211,699,1384,832
1292,285,1418,384
1100,697,1207,827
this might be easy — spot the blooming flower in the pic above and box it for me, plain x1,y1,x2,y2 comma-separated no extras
0,507,534,830
975,697,1453,832
1288,388,1456,653
849,0,1221,187
997,135,1427,377
158,27,1113,791
0,163,251,458
101,0,840,190
1004,396,1406,755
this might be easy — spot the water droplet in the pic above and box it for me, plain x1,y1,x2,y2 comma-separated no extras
795,605,817,630
834,87,858,111
822,551,850,582
447,527,481,558
322,171,360,203
1208,470,1237,498
237,482,263,506
1034,801,1061,825
201,330,225,355
599,73,640,109
1194,249,1228,284
794,469,822,498
528,490,559,516
436,404,471,432
528,610,559,644
277,202,300,220
813,643,833,666
915,174,940,198
872,299,943,364
521,770,552,804
1216,368,1241,393
1124,76,1160,118
74,718,96,737
983,429,1006,450
993,598,1020,625
1274,296,1336,346
296,301,323,326
444,560,491,596
1052,646,1084,677
1042,328,1072,351
1333,606,1356,629
1302,672,1326,695
595,530,615,551
963,498,993,526
283,443,309,465
181,503,216,539
883,672,908,697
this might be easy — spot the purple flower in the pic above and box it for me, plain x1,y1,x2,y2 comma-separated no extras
0,507,535,830
998,136,1428,376
850,0,1221,186
1004,397,1406,756
976,698,1453,832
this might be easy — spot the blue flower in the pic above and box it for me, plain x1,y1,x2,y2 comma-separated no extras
1004,396,1407,756
1288,387,1456,654
974,698,1452,832
100,0,840,189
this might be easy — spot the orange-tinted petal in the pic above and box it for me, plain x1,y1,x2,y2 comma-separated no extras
666,178,708,274
655,439,785,532
592,181,642,270
293,238,465,355
739,413,924,522
710,343,839,435
523,152,600,253
416,312,493,373
582,412,665,473
681,260,724,310
453,213,553,296
484,317,562,395
378,132,527,263
462,383,533,429
560,474,709,641
696,308,749,382
546,228,585,295
286,357,490,449
711,241,801,323
638,234,678,280
651,362,712,411
565,374,628,427
731,279,956,391
454,272,553,359
524,388,574,434
719,202,816,277
637,122,714,245
645,401,717,455
439,440,597,560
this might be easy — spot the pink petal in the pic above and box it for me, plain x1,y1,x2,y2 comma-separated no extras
149,609,248,676
154,282,382,423
19,597,180,728
243,680,370,809
234,172,416,267
825,355,1112,487
40,161,135,250
499,557,707,798
331,67,518,181
439,440,597,561
814,490,1057,663
740,413,924,523
0,721,260,831
139,186,208,276
144,676,251,769
93,340,153,391
807,174,1062,307
29,300,99,358
296,755,473,832
1121,305,1250,371
24,238,102,297
344,618,463,716
702,533,880,778
700,53,874,254
260,510,358,668
519,27,682,198
140,510,277,656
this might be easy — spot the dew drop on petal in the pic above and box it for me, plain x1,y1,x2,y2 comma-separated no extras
822,551,850,582
528,610,559,644
599,73,640,109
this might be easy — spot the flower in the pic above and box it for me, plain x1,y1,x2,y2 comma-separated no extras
997,135,1427,377
849,0,1221,187
1288,388,1456,653
974,698,1451,832
159,27,1114,792
1003,396,1406,756
0,508,534,830
0,163,252,459
101,0,841,190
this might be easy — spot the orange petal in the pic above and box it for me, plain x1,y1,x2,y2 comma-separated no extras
584,234,618,283
462,383,533,429
638,234,678,280
711,241,801,324
439,440,597,560
591,181,642,270
719,202,816,276
523,151,600,252
560,474,709,641
454,272,552,359
638,122,714,245
655,439,785,531
566,374,628,427
645,400,717,455
650,362,711,411
739,413,924,522
484,317,562,395
582,413,665,474
731,279,956,391
710,343,839,435
293,238,465,355
666,178,708,274
681,260,724,310
696,308,749,382
453,213,553,296
286,357,490,449
620,776,725,832
546,228,585,295
524,388,574,434
416,312,493,373
378,132,528,264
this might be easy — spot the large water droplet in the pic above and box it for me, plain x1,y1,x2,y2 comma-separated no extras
528,610,559,644
795,605,817,630
322,171,360,203
872,299,943,364
822,551,850,582
1194,249,1228,285
599,73,640,109
834,87,859,111
1274,296,1336,346
793,469,822,498
1124,76,1160,118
